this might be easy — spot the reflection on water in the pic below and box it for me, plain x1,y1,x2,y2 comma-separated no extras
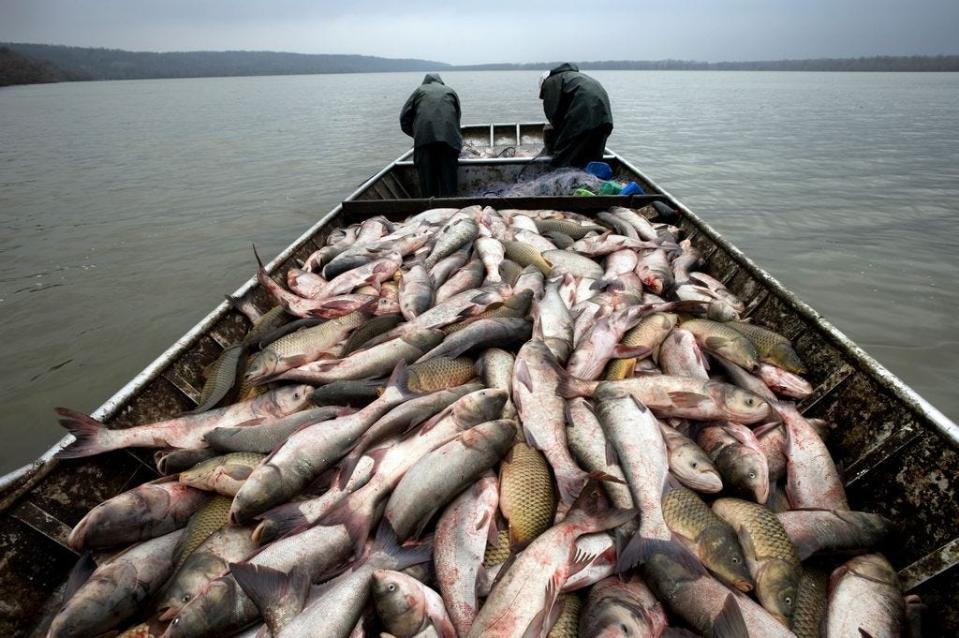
1,71,957,472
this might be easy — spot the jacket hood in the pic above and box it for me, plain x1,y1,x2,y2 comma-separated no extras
548,62,579,78
422,73,445,85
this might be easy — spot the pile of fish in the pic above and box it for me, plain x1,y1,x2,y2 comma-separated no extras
47,203,911,638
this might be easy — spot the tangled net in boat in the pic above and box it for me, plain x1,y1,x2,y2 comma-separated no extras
475,168,605,197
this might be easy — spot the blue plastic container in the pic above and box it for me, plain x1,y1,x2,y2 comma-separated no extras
584,161,613,180
619,181,645,196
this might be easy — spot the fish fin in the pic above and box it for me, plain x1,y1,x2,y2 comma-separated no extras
486,517,501,546
617,534,702,574
568,546,599,577
612,344,652,359
53,408,117,459
252,243,265,269
418,405,452,435
62,552,97,603
565,480,636,531
722,425,757,449
490,551,518,589
251,504,308,546
470,290,501,306
713,594,749,638
321,494,378,556
230,562,310,636
588,470,626,485
374,522,434,571
630,395,651,414
605,439,620,467
704,336,731,352
588,278,605,291
859,631,875,638
751,421,782,439
666,391,710,409
522,422,543,451
696,341,710,371
514,359,534,393
222,463,255,481
475,509,493,535
522,573,563,638
384,360,418,401
338,444,386,490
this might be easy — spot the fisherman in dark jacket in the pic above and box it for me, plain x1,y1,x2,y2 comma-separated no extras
400,74,463,197
539,63,613,168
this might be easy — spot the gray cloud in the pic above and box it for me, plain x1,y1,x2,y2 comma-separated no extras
2,0,957,64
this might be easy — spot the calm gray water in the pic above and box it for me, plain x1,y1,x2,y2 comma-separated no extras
1,71,957,473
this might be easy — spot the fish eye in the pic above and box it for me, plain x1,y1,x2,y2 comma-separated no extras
745,397,755,406
388,584,397,592
784,596,793,606
732,557,740,564
182,594,191,602
748,471,757,479
172,618,180,626
691,462,698,468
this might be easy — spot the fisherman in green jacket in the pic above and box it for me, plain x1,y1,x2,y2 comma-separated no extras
539,63,613,168
400,74,463,197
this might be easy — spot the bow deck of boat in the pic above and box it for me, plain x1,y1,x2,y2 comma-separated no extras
1,123,957,637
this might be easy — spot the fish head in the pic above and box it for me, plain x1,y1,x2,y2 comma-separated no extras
178,456,224,488
161,577,242,638
274,384,315,413
719,445,770,504
582,602,657,638
697,524,753,593
243,351,279,383
157,553,226,621
504,289,534,313
844,553,899,587
768,342,807,375
713,384,771,424
760,364,812,398
672,446,723,493
403,328,445,353
754,560,800,625
371,570,426,636
452,389,508,427
706,300,739,322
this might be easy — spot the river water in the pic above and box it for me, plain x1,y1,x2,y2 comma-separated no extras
1,70,957,473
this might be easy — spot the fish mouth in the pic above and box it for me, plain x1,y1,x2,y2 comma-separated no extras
157,605,178,622
691,470,723,493
733,578,754,593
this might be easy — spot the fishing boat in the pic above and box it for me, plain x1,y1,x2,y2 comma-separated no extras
1,123,957,636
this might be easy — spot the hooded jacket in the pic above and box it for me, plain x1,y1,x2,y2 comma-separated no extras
400,74,463,150
540,63,613,148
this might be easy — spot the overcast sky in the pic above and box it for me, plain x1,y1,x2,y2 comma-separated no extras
2,0,957,65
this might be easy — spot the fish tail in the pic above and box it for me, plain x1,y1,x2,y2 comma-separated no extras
383,360,419,401
321,493,378,557
251,504,308,546
617,532,701,574
374,521,434,571
555,367,598,398
713,594,749,638
564,479,637,531
555,466,591,507
54,408,121,459
230,563,310,634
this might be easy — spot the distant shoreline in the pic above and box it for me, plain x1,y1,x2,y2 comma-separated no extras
2,42,957,87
